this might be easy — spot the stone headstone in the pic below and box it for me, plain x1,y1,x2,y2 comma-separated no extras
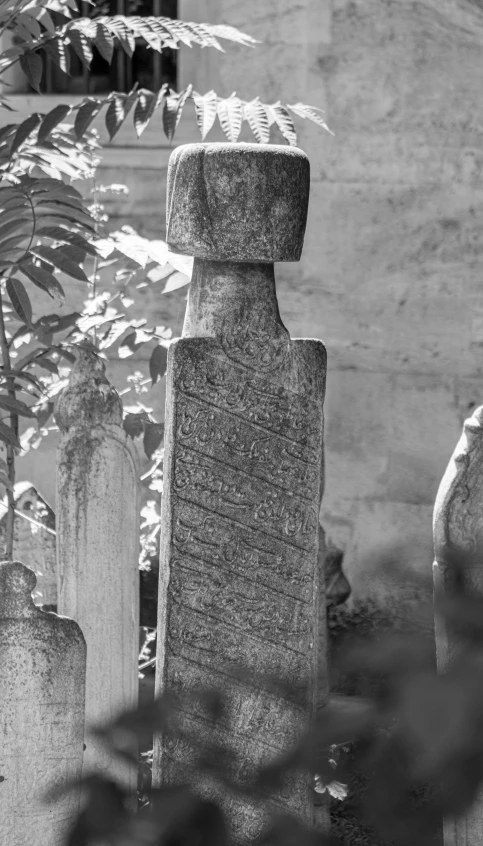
154,143,327,843
56,350,140,799
0,560,86,846
0,482,56,609
433,405,483,845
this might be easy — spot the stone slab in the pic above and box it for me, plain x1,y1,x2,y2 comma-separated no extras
154,333,325,843
0,561,86,846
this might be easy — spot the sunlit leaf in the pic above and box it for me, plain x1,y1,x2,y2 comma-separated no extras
74,97,102,139
149,344,168,385
36,7,56,35
0,420,20,449
269,102,298,146
143,422,164,459
21,261,65,300
162,85,192,142
16,12,42,40
38,104,71,143
37,226,98,257
6,277,32,325
11,113,41,154
245,98,270,144
37,400,54,428
162,271,190,293
44,37,70,75
30,245,88,281
287,102,333,135
19,52,43,93
193,89,218,140
94,22,114,63
217,93,243,143
0,395,36,418
133,88,155,137
34,356,59,375
105,94,127,140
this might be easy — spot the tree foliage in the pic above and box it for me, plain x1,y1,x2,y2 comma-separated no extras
0,0,331,557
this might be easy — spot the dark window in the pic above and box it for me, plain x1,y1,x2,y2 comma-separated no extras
42,0,177,94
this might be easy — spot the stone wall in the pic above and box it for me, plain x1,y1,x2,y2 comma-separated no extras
13,0,483,604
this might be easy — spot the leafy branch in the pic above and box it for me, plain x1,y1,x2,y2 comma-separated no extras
0,0,333,561
0,11,259,81
2,87,331,150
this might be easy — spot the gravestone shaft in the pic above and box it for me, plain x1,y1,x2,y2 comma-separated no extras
154,143,326,844
433,406,483,845
0,561,85,846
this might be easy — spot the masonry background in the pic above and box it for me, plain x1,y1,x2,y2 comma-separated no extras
15,0,483,601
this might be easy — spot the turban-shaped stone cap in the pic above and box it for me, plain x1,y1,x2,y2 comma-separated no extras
166,142,310,262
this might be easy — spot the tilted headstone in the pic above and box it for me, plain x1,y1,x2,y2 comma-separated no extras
0,560,85,846
0,482,57,609
433,405,483,845
153,143,327,843
55,349,140,797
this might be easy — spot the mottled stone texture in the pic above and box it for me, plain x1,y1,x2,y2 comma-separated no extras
433,406,483,845
167,143,310,261
0,561,85,846
56,349,140,798
154,144,326,843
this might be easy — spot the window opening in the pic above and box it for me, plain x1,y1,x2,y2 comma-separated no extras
40,0,177,95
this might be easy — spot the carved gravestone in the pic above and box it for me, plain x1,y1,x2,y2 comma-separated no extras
433,406,483,846
153,143,327,843
56,349,140,797
0,560,86,846
0,482,56,609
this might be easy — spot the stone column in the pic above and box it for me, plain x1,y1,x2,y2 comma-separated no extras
0,560,85,846
55,350,140,796
433,405,483,845
154,142,326,844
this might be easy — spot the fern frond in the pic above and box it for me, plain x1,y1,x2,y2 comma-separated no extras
0,176,98,314
0,90,332,165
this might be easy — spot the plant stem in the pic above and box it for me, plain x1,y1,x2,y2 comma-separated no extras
90,178,100,346
0,283,17,558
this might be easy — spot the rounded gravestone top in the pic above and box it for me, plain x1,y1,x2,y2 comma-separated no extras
166,142,310,263
55,348,122,432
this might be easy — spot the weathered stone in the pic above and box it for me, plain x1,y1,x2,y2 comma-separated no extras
433,405,483,845
56,349,140,799
0,482,56,609
154,142,326,843
166,142,310,262
0,560,85,846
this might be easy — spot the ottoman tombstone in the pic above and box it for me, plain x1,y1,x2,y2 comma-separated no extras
154,143,327,843
0,561,85,846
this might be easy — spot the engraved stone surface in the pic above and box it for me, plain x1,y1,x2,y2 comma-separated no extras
433,405,483,845
154,143,326,844
0,560,86,846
